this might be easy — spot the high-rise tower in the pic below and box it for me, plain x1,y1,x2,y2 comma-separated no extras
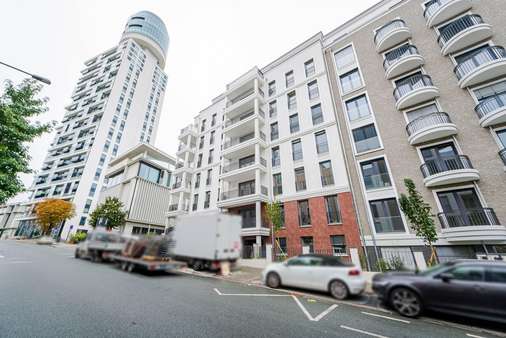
16,11,169,239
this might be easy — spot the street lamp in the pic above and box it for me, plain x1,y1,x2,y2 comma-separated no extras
0,61,51,85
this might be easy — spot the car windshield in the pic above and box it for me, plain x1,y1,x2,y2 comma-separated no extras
418,262,453,276
93,233,119,242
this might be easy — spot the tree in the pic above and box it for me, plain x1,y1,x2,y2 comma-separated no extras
35,199,75,236
265,201,285,259
399,178,438,266
89,197,127,230
0,79,52,205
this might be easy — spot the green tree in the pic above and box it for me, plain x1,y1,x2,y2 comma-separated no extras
399,178,438,266
89,197,127,230
0,79,52,204
35,198,75,236
265,201,285,259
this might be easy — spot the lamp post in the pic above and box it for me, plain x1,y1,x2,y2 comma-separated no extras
0,61,51,85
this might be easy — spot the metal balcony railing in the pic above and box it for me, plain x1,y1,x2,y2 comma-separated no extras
423,0,453,19
499,149,506,165
438,208,500,228
420,154,474,178
383,45,420,70
437,14,485,47
374,19,407,45
394,74,434,102
454,46,506,80
220,185,268,200
406,112,453,136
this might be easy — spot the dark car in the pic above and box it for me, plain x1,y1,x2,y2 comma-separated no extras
372,260,506,323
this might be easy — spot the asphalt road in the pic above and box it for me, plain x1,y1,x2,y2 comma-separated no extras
0,241,504,338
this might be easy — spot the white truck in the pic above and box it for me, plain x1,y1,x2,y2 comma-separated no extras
172,211,242,271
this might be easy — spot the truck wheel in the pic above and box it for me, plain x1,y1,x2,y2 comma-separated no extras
192,260,204,271
266,272,281,288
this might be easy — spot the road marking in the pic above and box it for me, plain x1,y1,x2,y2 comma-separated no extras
0,255,5,259
340,325,390,338
292,295,338,322
213,288,289,297
0,261,32,264
361,311,410,324
466,334,488,338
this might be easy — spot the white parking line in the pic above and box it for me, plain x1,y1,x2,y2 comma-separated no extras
213,288,289,297
340,325,390,338
361,311,410,324
466,334,488,338
0,261,32,264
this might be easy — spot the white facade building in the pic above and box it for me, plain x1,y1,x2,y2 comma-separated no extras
16,11,169,240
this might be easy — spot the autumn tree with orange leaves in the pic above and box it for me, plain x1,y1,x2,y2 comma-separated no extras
35,199,75,235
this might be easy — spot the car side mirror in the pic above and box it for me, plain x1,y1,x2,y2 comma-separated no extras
439,272,453,283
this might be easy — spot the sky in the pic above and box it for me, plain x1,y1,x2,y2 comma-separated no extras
0,0,378,198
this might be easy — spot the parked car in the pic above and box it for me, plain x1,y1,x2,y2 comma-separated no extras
75,230,125,262
372,260,506,323
262,254,366,300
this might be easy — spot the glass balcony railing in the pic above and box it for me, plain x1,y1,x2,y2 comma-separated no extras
475,91,506,120
420,154,474,178
226,88,255,108
438,208,500,228
454,46,506,80
222,157,266,174
220,185,268,200
223,133,255,149
406,112,453,136
437,14,484,47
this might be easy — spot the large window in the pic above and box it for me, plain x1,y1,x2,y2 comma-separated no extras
369,198,404,233
268,80,276,96
437,188,490,227
193,194,199,210
345,95,371,121
340,69,362,94
285,70,294,88
311,104,324,125
209,131,215,145
273,173,282,196
307,80,319,100
315,130,329,154
138,162,161,184
319,160,334,186
269,100,277,118
208,149,214,164
305,59,315,77
206,169,212,185
271,146,280,167
270,122,279,141
294,167,306,191
204,191,211,209
497,129,506,148
194,173,200,188
298,200,311,226
300,236,314,253
240,207,256,228
334,46,356,71
289,114,300,133
107,170,124,187
325,195,341,224
352,124,380,153
360,158,391,190
405,103,438,122
291,139,303,161
239,180,255,196
287,91,297,110
473,79,506,103
330,235,346,255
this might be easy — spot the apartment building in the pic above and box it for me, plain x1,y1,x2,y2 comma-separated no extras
168,36,364,261
322,0,506,266
0,202,25,239
98,143,175,235
14,11,169,240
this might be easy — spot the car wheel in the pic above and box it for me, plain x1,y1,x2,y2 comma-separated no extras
389,287,423,318
329,280,349,300
192,260,204,271
127,263,135,273
266,272,281,288
121,262,128,271
74,249,80,259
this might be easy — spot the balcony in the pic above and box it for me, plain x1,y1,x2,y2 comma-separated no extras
474,92,506,127
406,112,457,145
438,208,506,242
437,15,492,56
166,203,189,216
221,157,267,178
176,142,196,156
423,0,472,27
394,74,439,110
225,88,264,116
383,45,424,79
499,149,506,166
222,132,266,156
454,46,506,88
179,125,197,139
224,109,265,133
218,185,269,208
374,19,411,53
420,155,480,187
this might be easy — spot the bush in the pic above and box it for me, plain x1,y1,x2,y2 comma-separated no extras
388,256,406,271
69,232,87,244
374,258,391,272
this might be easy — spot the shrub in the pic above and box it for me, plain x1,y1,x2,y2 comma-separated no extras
374,258,391,272
69,232,87,244
388,256,406,271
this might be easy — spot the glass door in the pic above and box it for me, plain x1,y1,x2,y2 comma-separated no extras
421,142,458,174
437,189,487,227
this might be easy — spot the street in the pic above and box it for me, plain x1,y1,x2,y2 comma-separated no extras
0,241,504,338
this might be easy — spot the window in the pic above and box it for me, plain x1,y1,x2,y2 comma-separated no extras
83,199,92,214
192,194,198,210
79,217,87,226
345,95,371,121
94,168,102,181
194,173,202,189
405,103,438,122
208,149,214,164
287,91,297,110
199,136,204,149
271,146,280,167
497,129,506,148
352,124,380,153
315,130,329,154
360,158,391,190
487,267,506,284
89,183,97,197
112,144,119,157
240,207,256,228
270,122,279,141
211,114,217,126
437,188,489,227
334,46,356,71
298,200,311,226
238,180,255,196
291,139,303,161
285,70,294,88
311,104,324,125
369,198,404,233
473,79,506,104
197,154,202,168
269,101,277,118
209,131,215,145
107,170,123,187
201,119,206,132
304,59,315,77
204,191,211,209
206,169,212,185
325,195,341,224
138,162,161,184
268,80,276,96
451,266,485,282
294,167,306,191
277,237,287,255
307,80,319,100
330,235,346,255
239,155,254,168
289,114,300,133
340,69,362,94
273,173,282,196
319,160,334,186
300,236,314,253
